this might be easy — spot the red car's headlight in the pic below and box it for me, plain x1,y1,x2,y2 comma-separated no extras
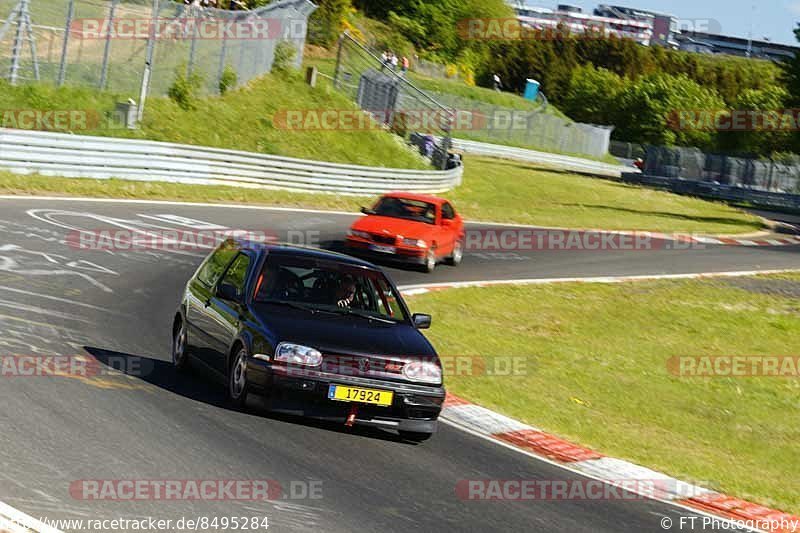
402,238,427,248
348,229,371,240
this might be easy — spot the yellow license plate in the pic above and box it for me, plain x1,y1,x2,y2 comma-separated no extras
328,385,393,406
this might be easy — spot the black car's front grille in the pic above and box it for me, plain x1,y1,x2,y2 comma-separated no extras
321,354,405,378
369,233,397,245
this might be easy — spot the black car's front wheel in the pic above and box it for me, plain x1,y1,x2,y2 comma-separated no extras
399,430,433,443
172,318,189,371
228,347,250,408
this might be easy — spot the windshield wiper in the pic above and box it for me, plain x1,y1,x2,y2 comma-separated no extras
259,300,336,315
329,307,396,324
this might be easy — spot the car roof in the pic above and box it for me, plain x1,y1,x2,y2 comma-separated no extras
382,192,448,205
231,240,380,270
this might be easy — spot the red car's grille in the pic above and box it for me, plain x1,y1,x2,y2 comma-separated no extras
369,233,397,245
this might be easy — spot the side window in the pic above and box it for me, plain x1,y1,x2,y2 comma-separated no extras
197,244,238,287
220,254,251,298
374,277,403,318
442,203,455,220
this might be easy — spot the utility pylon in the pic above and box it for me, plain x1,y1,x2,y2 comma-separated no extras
0,0,40,84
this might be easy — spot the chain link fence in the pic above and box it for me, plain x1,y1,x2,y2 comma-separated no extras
0,0,315,98
332,32,455,170
412,58,458,81
330,32,614,165
610,140,645,160
431,90,613,159
643,145,800,194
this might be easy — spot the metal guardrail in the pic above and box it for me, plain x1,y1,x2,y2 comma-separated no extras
448,138,634,178
0,128,463,195
622,173,800,211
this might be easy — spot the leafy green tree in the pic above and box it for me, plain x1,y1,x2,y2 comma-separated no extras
782,23,800,106
718,86,791,155
561,65,625,126
615,73,726,148
353,0,511,60
308,0,353,48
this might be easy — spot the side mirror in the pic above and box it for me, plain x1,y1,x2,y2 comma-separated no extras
360,206,374,215
412,313,432,329
217,282,240,302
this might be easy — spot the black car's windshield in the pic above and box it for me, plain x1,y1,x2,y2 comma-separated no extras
372,197,436,225
254,255,410,323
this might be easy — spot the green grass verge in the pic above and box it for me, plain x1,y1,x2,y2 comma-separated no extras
0,156,762,235
447,158,762,234
0,74,429,170
407,274,800,514
408,73,566,116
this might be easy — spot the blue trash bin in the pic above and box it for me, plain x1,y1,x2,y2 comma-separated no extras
524,79,540,101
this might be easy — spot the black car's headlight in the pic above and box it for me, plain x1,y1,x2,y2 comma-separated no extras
403,361,442,384
274,343,323,367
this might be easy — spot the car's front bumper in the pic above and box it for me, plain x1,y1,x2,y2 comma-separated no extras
344,238,428,265
247,360,445,433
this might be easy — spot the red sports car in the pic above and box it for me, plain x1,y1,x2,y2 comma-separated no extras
345,193,465,272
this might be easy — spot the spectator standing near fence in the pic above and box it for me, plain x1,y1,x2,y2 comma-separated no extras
391,53,399,71
493,73,502,91
401,56,409,76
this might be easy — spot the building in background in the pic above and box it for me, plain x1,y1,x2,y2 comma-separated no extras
512,4,654,46
593,5,678,48
675,32,797,61
506,1,799,60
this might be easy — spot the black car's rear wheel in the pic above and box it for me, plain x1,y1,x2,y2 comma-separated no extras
172,318,189,371
399,430,433,442
228,347,249,408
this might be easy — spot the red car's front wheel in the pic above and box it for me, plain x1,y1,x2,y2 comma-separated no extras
447,239,463,266
423,248,437,273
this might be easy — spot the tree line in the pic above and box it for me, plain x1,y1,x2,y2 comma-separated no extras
294,0,800,157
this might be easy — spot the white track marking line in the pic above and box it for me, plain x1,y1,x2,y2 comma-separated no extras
439,418,762,533
0,196,360,217
0,287,120,314
0,196,788,243
398,269,800,292
0,501,62,533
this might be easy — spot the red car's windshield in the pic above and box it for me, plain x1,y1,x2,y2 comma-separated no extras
372,197,436,225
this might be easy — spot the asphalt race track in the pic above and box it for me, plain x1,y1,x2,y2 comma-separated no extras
2,197,798,532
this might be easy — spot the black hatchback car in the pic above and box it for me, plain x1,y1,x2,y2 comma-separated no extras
172,239,445,441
